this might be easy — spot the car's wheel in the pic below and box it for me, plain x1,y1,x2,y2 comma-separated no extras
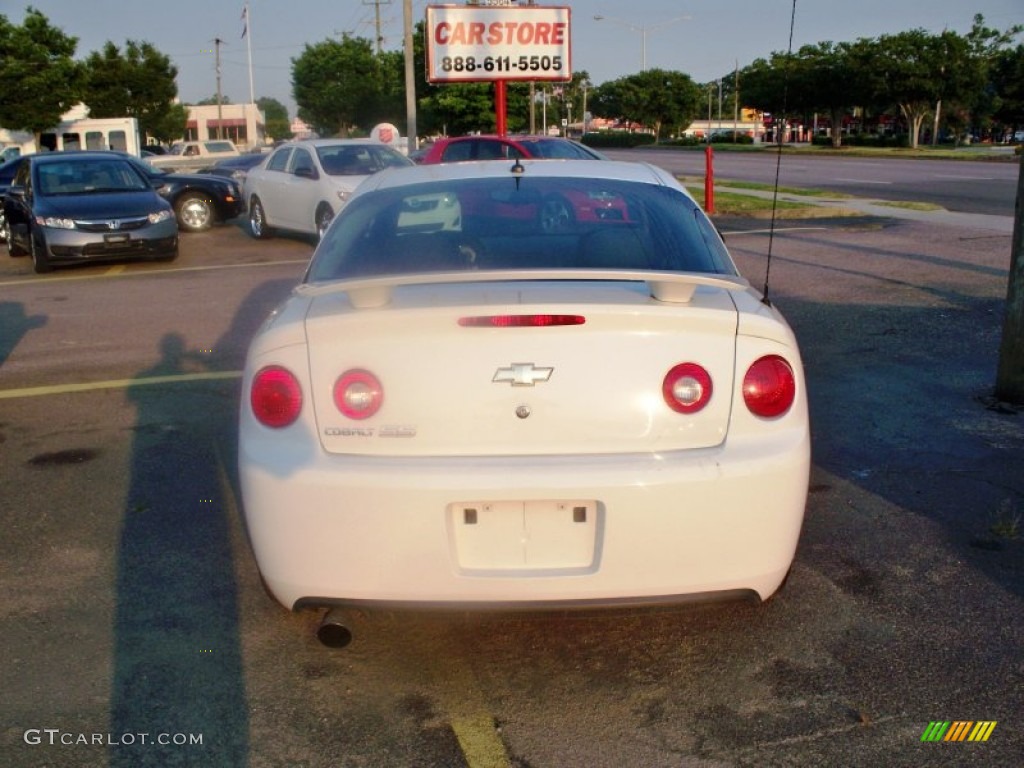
540,195,574,232
30,232,52,274
249,196,272,239
175,193,214,232
4,219,26,257
315,205,334,240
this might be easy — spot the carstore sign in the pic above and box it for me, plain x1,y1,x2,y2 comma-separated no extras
425,5,572,83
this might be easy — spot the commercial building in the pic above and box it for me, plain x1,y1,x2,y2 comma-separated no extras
184,103,266,150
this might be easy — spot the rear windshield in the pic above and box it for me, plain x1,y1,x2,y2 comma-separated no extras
306,176,737,283
317,144,412,176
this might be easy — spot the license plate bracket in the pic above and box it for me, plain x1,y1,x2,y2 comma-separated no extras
448,499,599,571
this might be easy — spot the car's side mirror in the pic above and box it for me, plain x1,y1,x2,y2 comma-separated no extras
294,166,318,180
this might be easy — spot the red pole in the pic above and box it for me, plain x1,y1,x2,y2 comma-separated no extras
495,81,507,137
704,144,715,214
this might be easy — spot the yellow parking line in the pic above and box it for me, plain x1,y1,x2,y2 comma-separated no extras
106,265,128,276
451,713,511,768
427,627,511,768
0,371,241,400
0,258,307,288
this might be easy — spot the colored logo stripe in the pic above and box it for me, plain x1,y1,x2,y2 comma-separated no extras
920,721,997,742
945,721,973,741
921,722,950,742
968,722,997,742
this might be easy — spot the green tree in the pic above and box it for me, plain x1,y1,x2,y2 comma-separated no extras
292,34,387,136
81,40,181,143
737,56,788,120
257,97,290,141
195,95,233,106
740,42,868,147
991,45,1024,133
856,30,979,148
147,102,188,145
592,69,700,142
0,7,82,143
791,42,866,148
965,15,1024,139
420,82,498,136
370,48,410,129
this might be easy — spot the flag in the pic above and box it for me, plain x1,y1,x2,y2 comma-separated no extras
241,5,248,39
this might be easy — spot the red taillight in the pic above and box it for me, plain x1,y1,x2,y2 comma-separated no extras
663,363,713,414
250,365,303,428
334,369,383,420
458,315,586,327
743,355,796,418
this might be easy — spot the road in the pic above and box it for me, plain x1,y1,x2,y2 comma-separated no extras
603,147,1019,216
1,186,1022,766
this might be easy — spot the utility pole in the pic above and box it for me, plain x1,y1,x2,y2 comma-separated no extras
733,61,739,142
995,150,1024,403
403,0,416,154
213,38,225,140
364,0,392,54
528,0,536,134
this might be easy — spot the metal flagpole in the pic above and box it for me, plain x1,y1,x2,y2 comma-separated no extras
243,2,255,105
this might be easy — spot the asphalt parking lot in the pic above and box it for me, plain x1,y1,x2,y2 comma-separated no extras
1,204,1022,767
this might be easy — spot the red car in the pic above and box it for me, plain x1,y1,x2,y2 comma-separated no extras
417,135,605,164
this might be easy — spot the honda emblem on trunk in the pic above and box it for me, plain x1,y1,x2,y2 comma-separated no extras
492,363,553,387
107,220,120,230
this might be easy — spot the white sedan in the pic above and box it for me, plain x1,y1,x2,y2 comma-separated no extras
238,159,810,643
244,139,412,240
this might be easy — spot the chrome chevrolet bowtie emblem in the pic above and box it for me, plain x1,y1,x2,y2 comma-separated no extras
493,363,553,387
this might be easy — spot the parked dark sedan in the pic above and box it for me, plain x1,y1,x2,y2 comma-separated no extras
0,157,22,242
4,151,178,273
123,154,245,232
197,152,267,184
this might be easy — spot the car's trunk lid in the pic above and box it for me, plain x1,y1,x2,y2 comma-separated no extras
304,278,738,457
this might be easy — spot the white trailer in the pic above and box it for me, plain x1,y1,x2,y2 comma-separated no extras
39,116,142,155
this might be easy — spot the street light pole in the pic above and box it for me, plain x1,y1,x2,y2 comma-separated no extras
593,14,691,72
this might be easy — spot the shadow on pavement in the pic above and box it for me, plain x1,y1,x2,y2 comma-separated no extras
109,333,248,766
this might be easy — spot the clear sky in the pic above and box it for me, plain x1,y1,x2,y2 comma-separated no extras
7,0,1022,118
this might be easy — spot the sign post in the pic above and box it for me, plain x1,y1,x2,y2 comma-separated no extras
425,3,572,136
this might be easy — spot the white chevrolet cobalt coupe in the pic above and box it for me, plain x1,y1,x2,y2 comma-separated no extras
238,159,810,643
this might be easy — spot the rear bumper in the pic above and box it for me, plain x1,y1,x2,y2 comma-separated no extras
239,427,810,611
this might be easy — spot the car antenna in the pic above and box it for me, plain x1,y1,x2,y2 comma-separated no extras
510,157,525,189
762,0,798,307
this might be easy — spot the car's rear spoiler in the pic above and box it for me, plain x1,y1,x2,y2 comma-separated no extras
299,270,752,309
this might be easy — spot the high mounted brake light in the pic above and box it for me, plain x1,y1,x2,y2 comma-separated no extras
458,314,586,327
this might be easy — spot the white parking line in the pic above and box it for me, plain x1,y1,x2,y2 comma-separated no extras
0,371,242,400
